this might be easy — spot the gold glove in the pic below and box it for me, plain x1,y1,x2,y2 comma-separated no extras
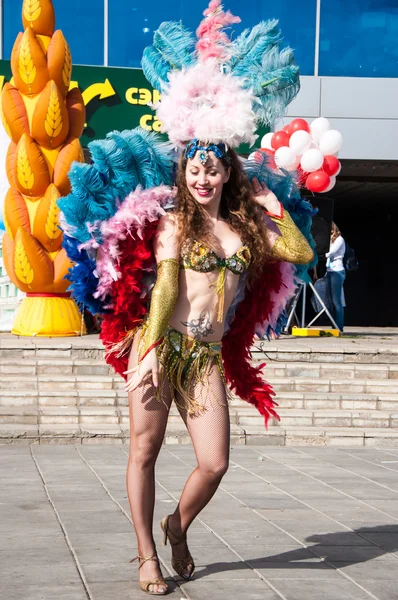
267,208,314,265
139,258,180,361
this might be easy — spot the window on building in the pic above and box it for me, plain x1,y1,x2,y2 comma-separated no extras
108,0,317,75
4,0,104,66
320,0,398,77
108,1,191,69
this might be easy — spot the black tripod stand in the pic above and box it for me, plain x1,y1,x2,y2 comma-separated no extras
284,280,339,332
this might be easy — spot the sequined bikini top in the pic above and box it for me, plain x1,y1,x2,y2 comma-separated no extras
181,241,251,274
180,240,251,323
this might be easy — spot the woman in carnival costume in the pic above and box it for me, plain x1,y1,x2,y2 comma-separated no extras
60,1,315,595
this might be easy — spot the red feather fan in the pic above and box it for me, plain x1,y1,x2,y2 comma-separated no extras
222,261,288,428
100,222,158,377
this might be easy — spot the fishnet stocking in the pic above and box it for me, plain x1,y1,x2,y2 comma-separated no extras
168,365,230,546
126,332,172,591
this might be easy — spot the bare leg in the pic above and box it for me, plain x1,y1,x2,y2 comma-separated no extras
126,333,172,593
168,365,230,576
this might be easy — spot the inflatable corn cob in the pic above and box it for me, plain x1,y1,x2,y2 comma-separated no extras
0,0,86,336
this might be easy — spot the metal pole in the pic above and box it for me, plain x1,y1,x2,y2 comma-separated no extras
314,0,321,76
285,283,303,332
104,0,108,66
301,283,307,327
0,0,4,60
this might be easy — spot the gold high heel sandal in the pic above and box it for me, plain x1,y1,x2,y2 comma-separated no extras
160,515,195,580
130,554,168,596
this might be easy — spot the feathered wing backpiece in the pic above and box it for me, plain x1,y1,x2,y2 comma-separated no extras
221,154,316,428
60,1,312,428
243,152,317,345
59,129,175,244
58,129,176,367
222,260,296,427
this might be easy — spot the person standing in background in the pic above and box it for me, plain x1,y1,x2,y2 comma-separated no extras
326,222,346,332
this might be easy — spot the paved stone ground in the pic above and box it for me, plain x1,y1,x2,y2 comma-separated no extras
1,445,398,600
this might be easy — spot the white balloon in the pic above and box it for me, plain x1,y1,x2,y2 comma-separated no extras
300,148,324,173
310,117,331,143
274,146,298,171
319,130,343,155
289,130,312,155
310,141,320,150
260,132,274,150
323,175,337,193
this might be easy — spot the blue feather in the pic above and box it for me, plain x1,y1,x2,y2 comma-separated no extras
229,20,300,126
142,21,196,90
62,236,106,315
142,46,174,93
129,129,175,188
153,21,196,70
59,162,117,243
229,20,282,72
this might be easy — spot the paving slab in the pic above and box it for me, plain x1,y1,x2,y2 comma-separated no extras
2,444,398,599
353,580,398,600
180,579,282,599
0,584,88,600
264,579,373,600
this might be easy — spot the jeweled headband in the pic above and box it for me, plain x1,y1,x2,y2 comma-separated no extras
184,139,231,166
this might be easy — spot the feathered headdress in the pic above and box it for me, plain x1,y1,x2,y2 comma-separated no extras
142,0,300,149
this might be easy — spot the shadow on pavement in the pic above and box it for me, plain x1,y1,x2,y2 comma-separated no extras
191,524,398,580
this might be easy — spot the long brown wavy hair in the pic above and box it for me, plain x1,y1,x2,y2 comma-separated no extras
174,148,272,281
331,221,342,243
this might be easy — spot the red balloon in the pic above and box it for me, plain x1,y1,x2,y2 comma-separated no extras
258,148,276,169
271,130,290,150
283,123,294,137
306,170,330,193
289,118,310,134
323,155,340,176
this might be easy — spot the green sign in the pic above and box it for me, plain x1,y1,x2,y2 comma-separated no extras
0,60,267,152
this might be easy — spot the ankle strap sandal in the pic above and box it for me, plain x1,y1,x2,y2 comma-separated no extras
130,554,168,596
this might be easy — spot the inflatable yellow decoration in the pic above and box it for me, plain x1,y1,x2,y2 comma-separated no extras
1,0,86,336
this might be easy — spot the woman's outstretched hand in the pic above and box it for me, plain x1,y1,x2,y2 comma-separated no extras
252,177,281,216
124,348,159,392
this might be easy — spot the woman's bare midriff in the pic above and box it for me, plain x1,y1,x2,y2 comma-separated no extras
168,268,241,342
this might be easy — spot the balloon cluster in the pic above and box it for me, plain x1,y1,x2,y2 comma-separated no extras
255,118,343,194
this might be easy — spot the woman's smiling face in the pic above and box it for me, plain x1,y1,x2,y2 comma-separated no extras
185,151,231,207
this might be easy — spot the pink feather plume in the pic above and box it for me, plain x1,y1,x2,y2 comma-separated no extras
255,262,297,338
93,185,176,302
196,0,240,62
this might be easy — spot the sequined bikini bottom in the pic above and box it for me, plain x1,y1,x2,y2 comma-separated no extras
156,327,226,416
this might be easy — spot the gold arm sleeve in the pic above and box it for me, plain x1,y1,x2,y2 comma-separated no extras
268,209,314,265
139,258,180,361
